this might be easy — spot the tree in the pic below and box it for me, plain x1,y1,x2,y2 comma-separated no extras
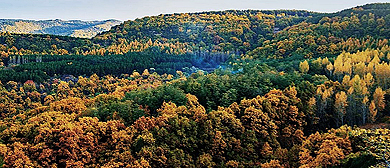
369,100,377,123
299,126,352,168
299,60,309,73
373,87,386,112
335,91,348,126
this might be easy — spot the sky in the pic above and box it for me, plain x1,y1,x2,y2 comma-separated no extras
0,0,388,21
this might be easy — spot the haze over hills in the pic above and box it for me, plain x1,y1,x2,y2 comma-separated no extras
0,19,122,38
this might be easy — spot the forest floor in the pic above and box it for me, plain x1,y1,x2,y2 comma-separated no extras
360,121,390,129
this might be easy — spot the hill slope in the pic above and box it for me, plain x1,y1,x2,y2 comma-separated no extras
90,3,390,57
0,19,122,38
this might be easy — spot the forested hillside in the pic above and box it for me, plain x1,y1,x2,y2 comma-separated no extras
0,3,390,168
0,19,121,38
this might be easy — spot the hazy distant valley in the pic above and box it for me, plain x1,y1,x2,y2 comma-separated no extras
0,19,121,38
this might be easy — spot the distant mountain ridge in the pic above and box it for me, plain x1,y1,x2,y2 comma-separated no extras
0,19,122,38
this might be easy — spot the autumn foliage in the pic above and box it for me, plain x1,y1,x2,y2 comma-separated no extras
1,3,390,168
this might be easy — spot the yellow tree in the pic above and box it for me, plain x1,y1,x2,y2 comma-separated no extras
347,75,369,125
363,73,374,88
326,63,334,76
369,101,377,123
335,91,348,126
375,62,390,89
354,62,366,77
299,60,309,74
333,54,344,77
373,87,386,112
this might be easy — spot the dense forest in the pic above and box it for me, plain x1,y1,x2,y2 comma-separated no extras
0,3,390,168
